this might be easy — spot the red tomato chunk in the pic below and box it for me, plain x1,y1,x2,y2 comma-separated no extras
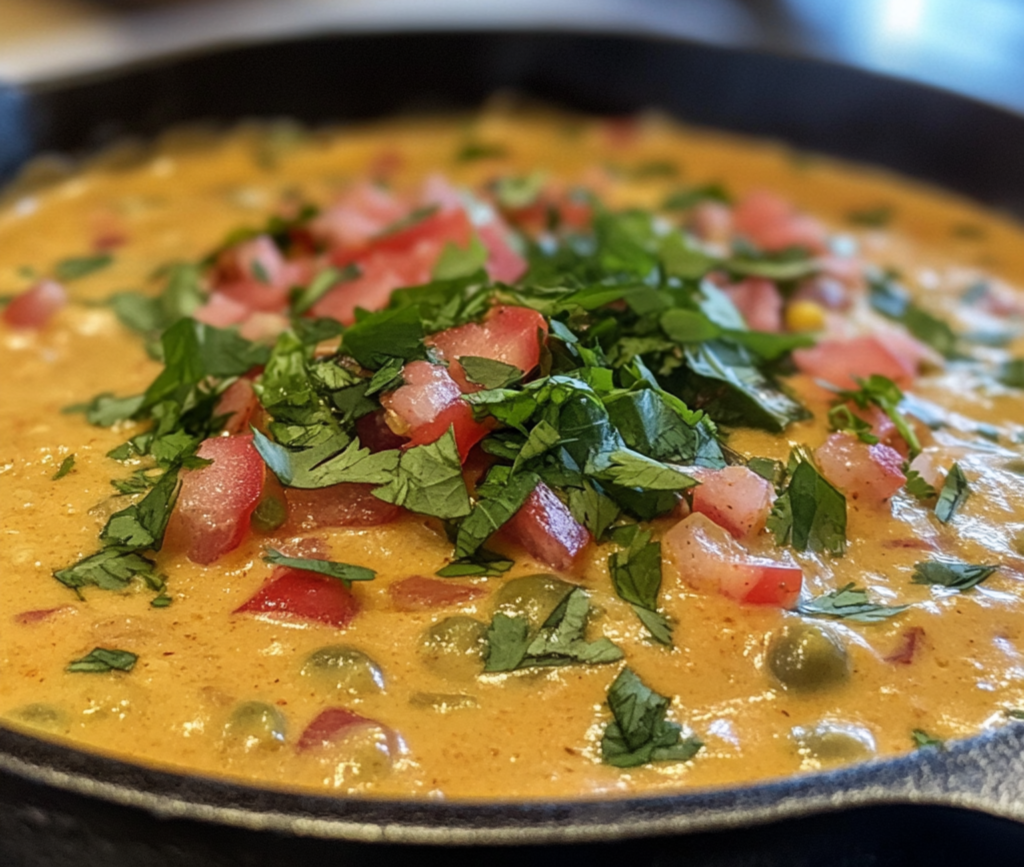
285,483,402,530
2,280,67,329
167,434,264,565
500,482,591,574
689,465,776,540
235,566,360,629
815,432,906,505
664,513,802,608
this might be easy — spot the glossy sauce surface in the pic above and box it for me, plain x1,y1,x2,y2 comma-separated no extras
4,110,1024,799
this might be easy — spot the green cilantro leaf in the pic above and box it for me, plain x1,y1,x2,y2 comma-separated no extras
460,356,523,390
847,205,893,228
290,264,360,315
52,454,76,480
373,427,471,520
342,305,425,370
455,471,539,558
54,548,164,596
768,455,847,556
456,141,508,162
600,667,703,768
832,374,921,458
67,647,137,673
99,465,180,551
911,729,944,750
54,253,113,282
911,560,996,592
436,549,514,578
608,528,671,644
798,583,908,622
433,236,489,281
484,588,622,672
869,276,961,360
904,468,937,501
934,463,969,523
262,548,375,588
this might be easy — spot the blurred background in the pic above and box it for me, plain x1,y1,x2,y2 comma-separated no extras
1,0,1023,112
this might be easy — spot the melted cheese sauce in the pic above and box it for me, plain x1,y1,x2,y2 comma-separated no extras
4,110,1024,799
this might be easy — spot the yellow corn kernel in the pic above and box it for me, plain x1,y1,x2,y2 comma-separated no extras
786,300,827,332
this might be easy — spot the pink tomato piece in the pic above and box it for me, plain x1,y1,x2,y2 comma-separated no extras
285,483,401,530
216,278,290,314
216,235,288,288
721,278,783,333
380,361,489,460
168,434,264,565
2,280,67,329
215,378,260,435
663,513,802,608
477,220,528,283
501,482,591,573
297,707,403,758
388,576,486,612
235,566,360,629
792,335,918,389
311,182,408,250
732,190,828,254
428,305,548,392
815,432,906,505
690,465,776,540
193,292,249,328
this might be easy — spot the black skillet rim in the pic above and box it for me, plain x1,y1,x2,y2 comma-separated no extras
4,28,1024,846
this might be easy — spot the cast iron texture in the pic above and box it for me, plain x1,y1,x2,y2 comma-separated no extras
4,30,1024,865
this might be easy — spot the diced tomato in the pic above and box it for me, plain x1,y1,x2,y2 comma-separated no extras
167,434,264,565
311,182,408,250
792,335,919,389
732,190,828,254
847,402,914,458
477,221,528,283
380,361,489,460
461,445,497,494
238,312,290,343
885,626,925,665
690,466,776,540
688,201,733,245
193,292,249,328
381,361,461,430
428,305,548,392
285,483,401,530
907,451,946,489
721,278,783,333
663,512,802,608
216,235,287,287
235,566,360,629
297,707,403,758
355,410,407,452
2,280,67,329
215,378,260,435
815,432,906,505
500,482,590,573
13,605,76,625
215,278,290,314
388,576,486,611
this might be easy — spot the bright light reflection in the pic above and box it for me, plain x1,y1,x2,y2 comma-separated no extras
881,0,926,39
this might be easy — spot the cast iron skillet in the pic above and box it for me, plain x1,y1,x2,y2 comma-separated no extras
4,30,1024,867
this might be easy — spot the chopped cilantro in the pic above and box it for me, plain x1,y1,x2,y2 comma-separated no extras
600,667,703,768
484,587,623,672
608,526,672,644
662,182,731,211
833,374,921,458
67,647,137,673
798,583,908,622
373,428,471,520
996,359,1024,389
456,141,508,162
54,253,113,282
934,463,969,524
846,205,893,228
460,356,523,390
455,470,539,558
290,264,360,315
150,593,173,608
53,548,164,597
911,560,996,592
904,468,937,501
262,548,375,588
51,454,75,480
436,550,514,578
911,729,944,750
869,276,961,360
768,453,847,556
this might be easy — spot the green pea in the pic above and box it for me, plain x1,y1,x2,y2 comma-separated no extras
300,646,385,696
792,722,876,765
250,493,288,533
767,621,850,693
493,574,573,630
5,703,69,733
223,701,287,751
418,616,488,681
409,692,479,713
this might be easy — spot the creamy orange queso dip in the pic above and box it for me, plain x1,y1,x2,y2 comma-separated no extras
4,109,1024,800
